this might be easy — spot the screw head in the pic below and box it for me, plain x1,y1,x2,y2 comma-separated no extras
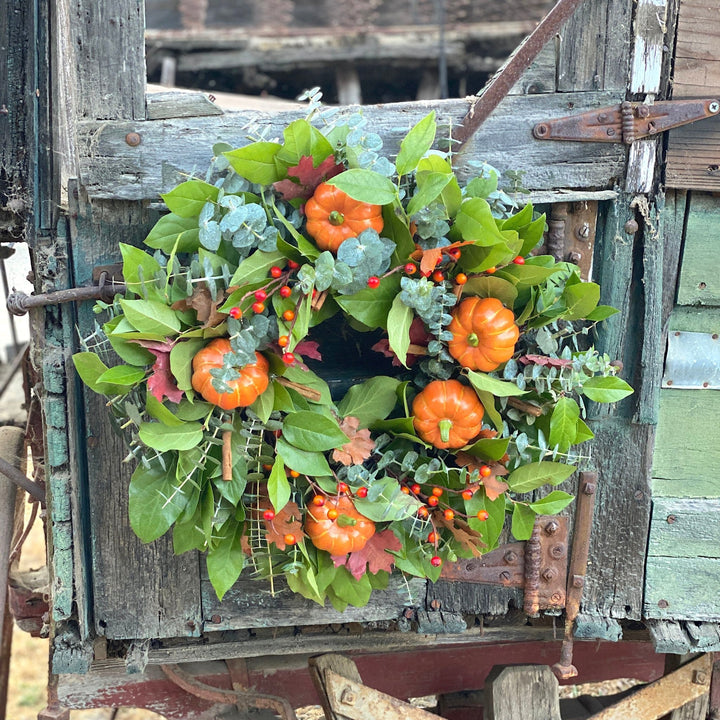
667,515,677,524
499,570,511,583
624,218,639,234
550,592,564,604
533,123,550,139
709,101,720,114
606,127,616,137
544,520,560,535
658,599,669,609
634,490,644,500
125,132,141,147
430,599,442,610
576,222,591,239
210,614,222,623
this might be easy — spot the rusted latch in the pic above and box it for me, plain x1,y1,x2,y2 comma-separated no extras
533,99,719,144
441,515,568,613
7,264,125,316
543,201,597,281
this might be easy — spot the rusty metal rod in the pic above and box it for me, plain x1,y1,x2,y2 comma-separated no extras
451,0,589,153
0,456,45,503
7,281,125,317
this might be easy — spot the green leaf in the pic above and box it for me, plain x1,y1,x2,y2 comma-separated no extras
387,295,413,368
395,111,436,176
382,205,415,266
460,276,518,308
228,250,286,287
585,305,619,322
282,411,349,452
581,376,634,403
326,566,373,609
528,490,575,515
326,169,397,205
129,459,187,543
248,382,275,424
162,180,219,218
173,504,207,554
454,198,509,246
280,365,333,406
335,273,401,329
518,215,547,257
206,521,246,600
574,417,595,444
145,213,201,253
458,236,522,274
138,421,204,451
170,339,205,392
406,172,452,217
120,243,163,300
276,119,334,167
275,437,332,476
175,399,214,421
417,155,462,216
354,477,420,521
563,282,600,321
467,370,528,397
268,454,291,512
496,263,557,287
96,364,146,388
119,299,182,336
511,503,537,541
473,389,503,432
146,393,185,427
506,461,576,493
73,353,128,395
224,142,283,185
466,488,506,550
337,376,401,428
464,437,510,462
548,396,580,453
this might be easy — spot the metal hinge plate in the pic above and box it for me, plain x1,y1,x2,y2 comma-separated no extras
662,331,720,389
533,99,720,144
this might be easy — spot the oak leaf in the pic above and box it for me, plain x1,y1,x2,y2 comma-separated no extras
332,416,375,466
331,529,402,580
435,514,486,557
455,452,509,501
263,501,304,551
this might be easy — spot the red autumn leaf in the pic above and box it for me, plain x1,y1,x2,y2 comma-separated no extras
294,340,322,360
332,416,375,466
331,529,402,580
518,354,572,368
131,339,184,404
273,155,345,201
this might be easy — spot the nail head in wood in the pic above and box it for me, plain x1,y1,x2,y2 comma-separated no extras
125,132,141,146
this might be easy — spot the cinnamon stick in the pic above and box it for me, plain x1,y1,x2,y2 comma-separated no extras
222,430,233,481
275,376,322,402
507,396,543,417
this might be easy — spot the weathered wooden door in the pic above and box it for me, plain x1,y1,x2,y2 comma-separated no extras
30,0,694,678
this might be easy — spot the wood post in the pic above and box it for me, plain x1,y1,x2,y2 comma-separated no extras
335,66,362,106
484,665,561,720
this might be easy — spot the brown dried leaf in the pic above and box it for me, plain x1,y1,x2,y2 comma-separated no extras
454,454,509,501
436,514,486,557
332,416,375,466
263,501,304,551
172,285,226,328
335,529,402,580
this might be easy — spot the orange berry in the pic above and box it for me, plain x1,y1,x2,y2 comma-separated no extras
411,483,421,494
327,509,338,520
512,256,525,265
480,465,492,478
455,273,468,285
444,509,455,521
477,509,489,521
401,486,411,494
312,495,326,506
428,531,438,543
289,469,300,478
280,285,292,298
405,263,417,275
355,487,368,498
270,266,283,278
428,496,439,507
432,270,444,283
278,335,289,347
229,307,242,319
486,266,497,274
283,310,295,322
462,489,474,501
284,533,297,545
431,487,443,497
252,301,265,314
418,506,429,518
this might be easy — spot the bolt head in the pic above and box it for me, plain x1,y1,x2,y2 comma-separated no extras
637,105,650,118
341,688,357,705
542,567,558,581
597,113,608,123
693,670,708,685
210,614,222,623
658,599,669,609
550,544,566,559
125,132,141,147
544,520,560,535
504,550,518,564
572,574,585,588
624,218,639,234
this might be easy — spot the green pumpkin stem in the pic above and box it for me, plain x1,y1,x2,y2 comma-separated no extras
438,418,453,444
328,210,345,226
467,332,479,347
336,513,357,527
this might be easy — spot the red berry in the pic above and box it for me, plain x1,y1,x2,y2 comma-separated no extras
431,487,443,497
254,289,267,302
512,256,525,265
480,465,492,478
405,263,417,275
462,489,474,501
282,352,295,365
263,509,275,521
229,306,242,319
444,509,455,521
427,531,438,543
430,556,442,567
410,483,422,495
477,510,489,521
448,249,461,261
455,273,468,285
418,506,429,518
278,335,289,347
284,533,297,546
252,301,265,314
312,289,318,299
432,270,444,283
327,509,338,520
337,482,349,494
270,266,283,278
428,496,439,507
435,255,443,266
367,276,380,289
280,285,292,298
421,270,432,278
356,487,368,498
283,310,295,322
312,495,325,507
287,260,300,270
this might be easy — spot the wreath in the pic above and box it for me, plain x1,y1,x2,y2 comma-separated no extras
73,97,632,608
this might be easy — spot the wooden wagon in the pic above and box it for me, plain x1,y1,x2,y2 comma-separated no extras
2,0,720,717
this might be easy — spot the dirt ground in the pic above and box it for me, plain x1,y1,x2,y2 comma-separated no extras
3,363,639,720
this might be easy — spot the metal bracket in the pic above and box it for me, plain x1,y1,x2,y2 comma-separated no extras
533,99,720,144
662,330,720,389
440,515,568,612
543,201,597,281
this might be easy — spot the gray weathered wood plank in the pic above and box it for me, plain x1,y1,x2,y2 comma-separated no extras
76,93,626,201
484,665,561,720
648,619,720,653
648,497,720,558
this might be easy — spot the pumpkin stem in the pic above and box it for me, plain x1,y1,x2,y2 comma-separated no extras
328,210,345,226
438,419,453,444
467,332,479,347
336,514,357,527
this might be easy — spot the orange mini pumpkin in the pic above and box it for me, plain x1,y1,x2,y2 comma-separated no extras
447,296,519,372
412,379,485,450
304,182,384,253
304,495,376,555
191,338,269,410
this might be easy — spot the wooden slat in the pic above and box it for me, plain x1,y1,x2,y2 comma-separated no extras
76,92,627,201
648,498,720,558
556,0,632,92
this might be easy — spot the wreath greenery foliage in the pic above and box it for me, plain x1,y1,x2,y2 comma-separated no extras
73,94,632,608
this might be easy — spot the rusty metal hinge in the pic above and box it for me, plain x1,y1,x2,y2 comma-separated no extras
440,515,568,614
533,99,719,144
